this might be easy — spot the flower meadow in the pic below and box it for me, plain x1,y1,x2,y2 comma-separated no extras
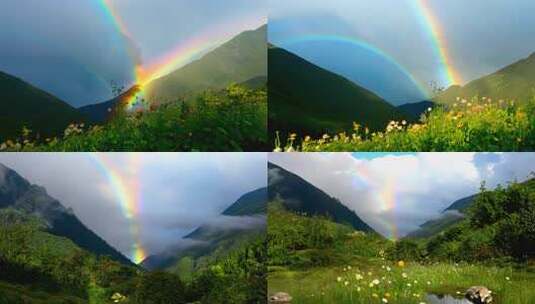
276,97,535,152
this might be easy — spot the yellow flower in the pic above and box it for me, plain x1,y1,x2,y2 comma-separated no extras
398,260,405,268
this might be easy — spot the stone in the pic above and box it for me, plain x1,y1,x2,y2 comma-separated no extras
465,286,493,304
269,292,293,303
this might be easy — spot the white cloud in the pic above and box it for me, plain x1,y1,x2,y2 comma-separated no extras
269,152,535,238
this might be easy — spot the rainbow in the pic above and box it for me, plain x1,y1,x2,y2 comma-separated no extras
278,35,429,97
96,0,264,108
413,0,462,86
352,163,398,240
88,153,146,264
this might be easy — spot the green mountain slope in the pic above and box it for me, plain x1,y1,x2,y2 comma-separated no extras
268,162,375,232
435,52,535,105
144,25,267,103
0,71,86,142
78,86,142,124
0,163,131,265
268,45,409,141
140,187,267,276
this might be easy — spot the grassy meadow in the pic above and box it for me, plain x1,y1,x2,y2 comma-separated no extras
276,96,535,152
268,179,535,303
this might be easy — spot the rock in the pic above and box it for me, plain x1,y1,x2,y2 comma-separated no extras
269,292,293,303
465,286,493,304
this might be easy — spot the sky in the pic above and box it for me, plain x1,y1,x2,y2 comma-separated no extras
0,152,267,263
0,0,266,107
269,152,535,239
269,0,535,105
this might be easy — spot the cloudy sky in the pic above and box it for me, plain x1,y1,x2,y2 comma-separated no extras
0,153,266,262
0,0,266,106
269,152,535,239
269,0,535,104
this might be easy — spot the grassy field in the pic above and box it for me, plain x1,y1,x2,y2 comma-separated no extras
269,259,535,304
277,97,535,152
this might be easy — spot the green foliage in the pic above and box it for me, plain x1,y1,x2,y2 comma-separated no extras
426,179,535,262
281,97,535,152
268,202,385,268
133,271,186,304
2,85,267,152
188,237,267,304
385,240,425,262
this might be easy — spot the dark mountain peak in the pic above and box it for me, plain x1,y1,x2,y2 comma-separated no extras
0,163,132,265
268,162,375,233
222,187,267,216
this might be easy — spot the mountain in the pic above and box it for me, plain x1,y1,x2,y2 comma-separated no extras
268,162,375,232
268,45,409,141
406,194,478,239
78,85,142,123
141,187,267,274
144,25,267,103
397,100,437,121
0,70,86,142
435,52,535,105
0,163,131,265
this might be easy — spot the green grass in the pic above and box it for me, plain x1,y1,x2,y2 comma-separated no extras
278,97,535,152
1,85,267,152
269,259,535,304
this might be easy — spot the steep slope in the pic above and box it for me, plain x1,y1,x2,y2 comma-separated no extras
435,52,535,105
0,71,86,141
406,194,478,239
141,187,267,273
78,85,142,123
0,163,131,265
144,25,267,103
268,162,375,232
268,45,409,140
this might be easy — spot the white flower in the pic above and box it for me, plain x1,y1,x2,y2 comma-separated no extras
382,298,388,303
372,279,380,285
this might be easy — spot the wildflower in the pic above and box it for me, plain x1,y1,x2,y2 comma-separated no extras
382,298,388,303
273,147,282,152
355,274,363,280
372,279,380,285
427,107,432,112
427,281,431,285
372,293,379,298
344,281,349,286
407,283,412,287
398,260,405,268
402,120,407,125
386,266,391,272
402,272,408,278
368,272,372,276
506,276,510,281
337,277,342,282
347,265,352,270
356,287,361,292
369,283,374,288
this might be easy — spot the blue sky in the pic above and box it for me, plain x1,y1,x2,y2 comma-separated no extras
270,152,535,238
0,0,266,106
269,0,535,104
0,153,267,260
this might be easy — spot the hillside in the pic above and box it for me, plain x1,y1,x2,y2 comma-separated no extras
396,100,437,120
435,51,535,105
78,86,142,123
144,25,267,103
141,187,267,275
0,163,131,265
0,70,86,142
268,45,409,142
268,162,375,232
406,194,477,239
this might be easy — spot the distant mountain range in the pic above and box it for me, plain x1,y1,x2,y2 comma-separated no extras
144,25,267,103
435,52,535,105
0,163,131,265
268,45,409,140
396,100,438,121
0,71,87,142
405,193,479,239
268,162,375,232
141,187,267,277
